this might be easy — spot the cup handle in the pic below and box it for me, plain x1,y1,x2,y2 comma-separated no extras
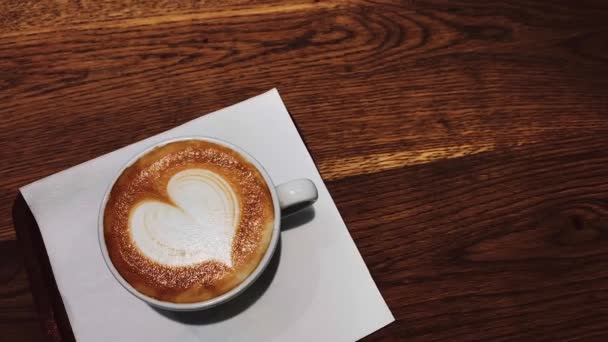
275,178,318,216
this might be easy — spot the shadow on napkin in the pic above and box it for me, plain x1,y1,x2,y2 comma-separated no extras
281,206,315,231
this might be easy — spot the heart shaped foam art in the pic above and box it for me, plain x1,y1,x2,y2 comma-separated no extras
130,169,239,268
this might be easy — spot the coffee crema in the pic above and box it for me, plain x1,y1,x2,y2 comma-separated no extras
103,140,275,303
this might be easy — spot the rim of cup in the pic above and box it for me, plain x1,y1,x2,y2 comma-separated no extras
97,136,282,311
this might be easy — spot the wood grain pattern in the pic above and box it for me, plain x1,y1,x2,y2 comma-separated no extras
0,240,44,341
2,0,608,340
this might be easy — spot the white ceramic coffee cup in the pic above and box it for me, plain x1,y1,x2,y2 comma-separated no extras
98,136,318,311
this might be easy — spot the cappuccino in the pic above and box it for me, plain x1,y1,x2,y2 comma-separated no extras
103,140,275,303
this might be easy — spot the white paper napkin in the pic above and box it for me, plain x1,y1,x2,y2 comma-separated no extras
20,89,394,342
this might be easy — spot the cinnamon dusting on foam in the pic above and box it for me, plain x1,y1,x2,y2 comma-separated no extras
103,140,274,303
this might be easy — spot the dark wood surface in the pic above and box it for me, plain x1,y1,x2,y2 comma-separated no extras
2,0,608,340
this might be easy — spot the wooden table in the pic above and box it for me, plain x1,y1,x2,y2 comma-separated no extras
3,0,608,340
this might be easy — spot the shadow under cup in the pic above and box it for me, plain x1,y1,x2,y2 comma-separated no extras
98,136,318,311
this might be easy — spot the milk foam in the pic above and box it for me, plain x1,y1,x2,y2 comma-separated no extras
129,169,239,267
